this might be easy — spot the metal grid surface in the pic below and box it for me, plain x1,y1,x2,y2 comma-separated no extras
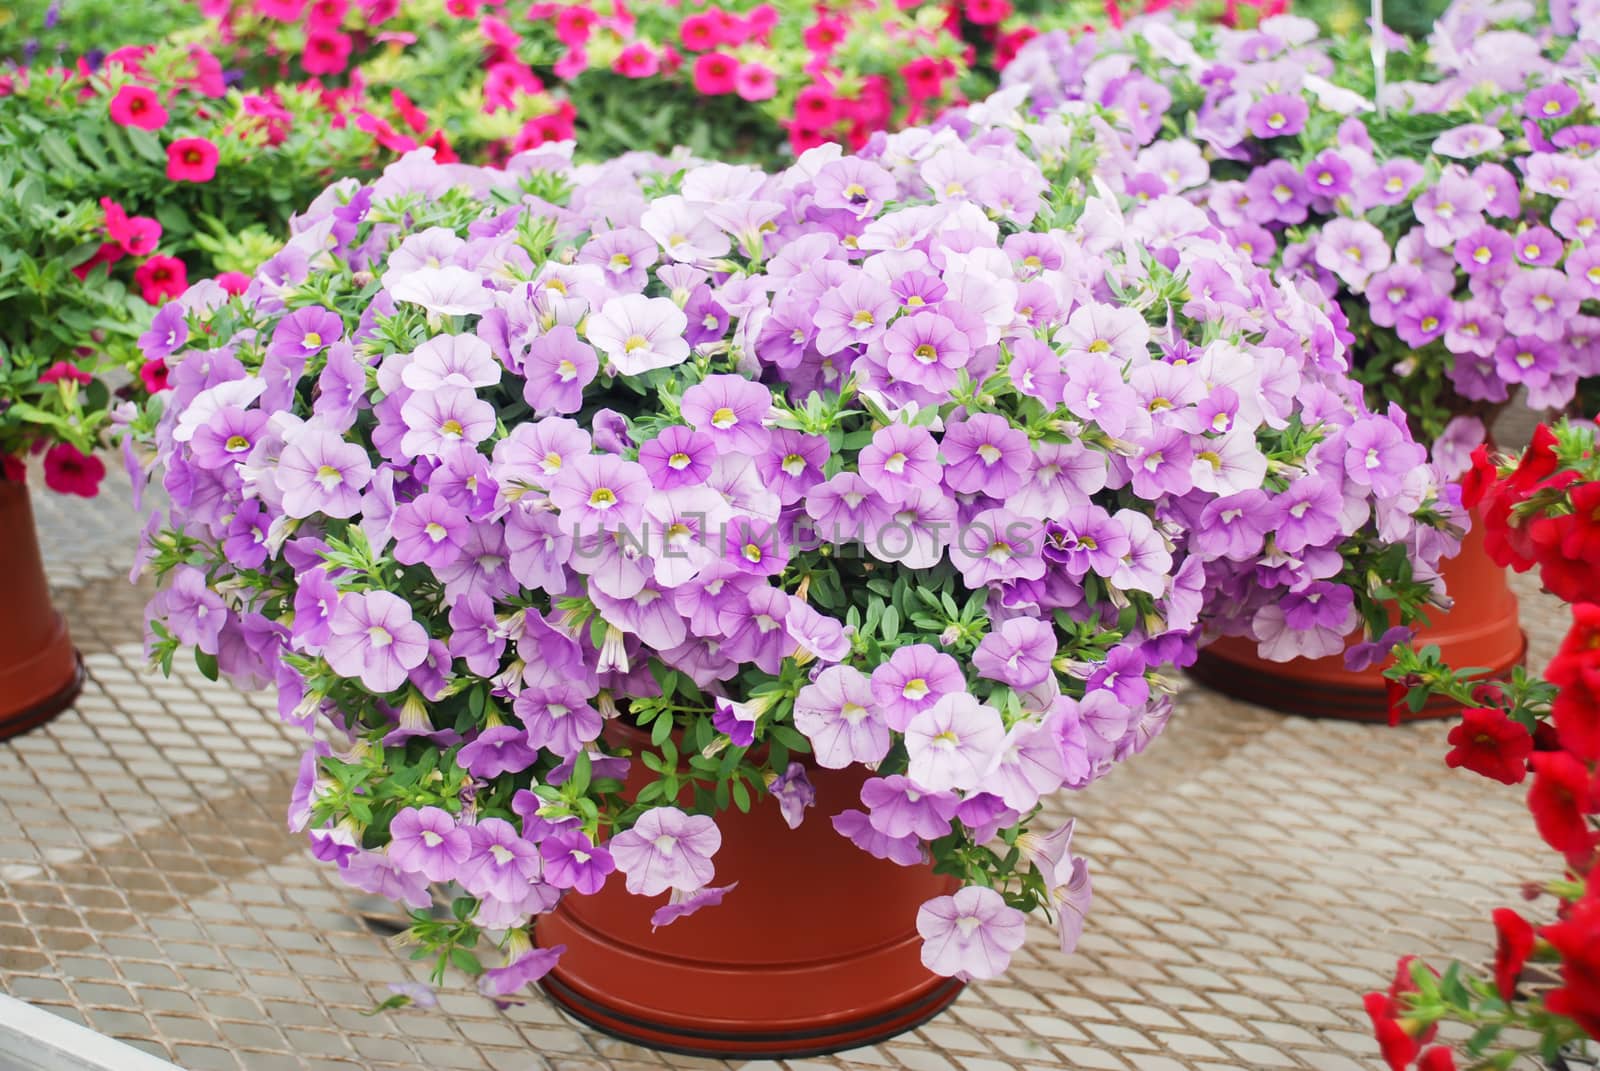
0,466,1562,1070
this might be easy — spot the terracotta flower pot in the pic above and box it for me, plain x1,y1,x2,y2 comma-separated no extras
0,478,84,738
1186,518,1526,722
536,722,962,1057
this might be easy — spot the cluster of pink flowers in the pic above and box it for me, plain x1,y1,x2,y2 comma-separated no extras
134,89,1450,996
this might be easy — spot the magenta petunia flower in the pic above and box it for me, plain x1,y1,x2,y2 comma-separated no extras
904,692,1006,794
388,806,471,882
323,590,430,694
917,886,1027,980
609,807,721,897
795,665,890,768
1244,92,1307,138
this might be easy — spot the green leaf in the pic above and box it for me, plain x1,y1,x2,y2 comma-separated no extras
194,650,219,682
731,779,750,812
651,711,673,747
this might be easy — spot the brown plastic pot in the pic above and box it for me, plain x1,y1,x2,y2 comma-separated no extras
536,721,962,1057
0,477,84,739
1187,516,1525,722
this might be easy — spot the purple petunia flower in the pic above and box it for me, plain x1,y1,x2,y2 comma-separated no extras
1244,93,1308,139
515,683,602,758
388,806,471,882
767,763,815,830
269,305,342,361
539,828,615,894
638,425,717,490
458,818,542,903
477,946,564,1000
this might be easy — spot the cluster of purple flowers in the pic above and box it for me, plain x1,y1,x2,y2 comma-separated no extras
134,97,1452,994
1004,4,1600,462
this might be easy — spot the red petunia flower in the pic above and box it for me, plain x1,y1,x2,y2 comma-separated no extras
1528,751,1598,855
1444,707,1533,785
1459,442,1497,510
38,361,93,387
1492,907,1535,1002
1363,991,1420,1071
166,137,219,183
42,442,105,498
692,52,740,95
139,358,171,395
1417,1047,1456,1071
301,29,353,76
133,255,188,305
108,84,167,130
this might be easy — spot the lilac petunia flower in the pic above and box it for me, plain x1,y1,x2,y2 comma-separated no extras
277,425,373,519
1432,123,1505,159
870,645,967,732
917,886,1027,980
650,883,739,930
458,818,543,903
1244,93,1308,138
974,617,1058,690
515,683,602,757
477,946,564,1001
681,374,772,455
904,693,1006,794
323,590,430,694
795,665,890,768
586,295,690,376
609,807,721,897
831,809,924,867
861,774,959,840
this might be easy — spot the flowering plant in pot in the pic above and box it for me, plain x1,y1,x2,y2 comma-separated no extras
133,92,1453,1049
998,6,1578,713
1003,0,1600,458
1367,424,1600,1070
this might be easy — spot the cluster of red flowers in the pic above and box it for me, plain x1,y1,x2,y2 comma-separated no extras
1471,426,1600,605
1369,423,1600,1066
